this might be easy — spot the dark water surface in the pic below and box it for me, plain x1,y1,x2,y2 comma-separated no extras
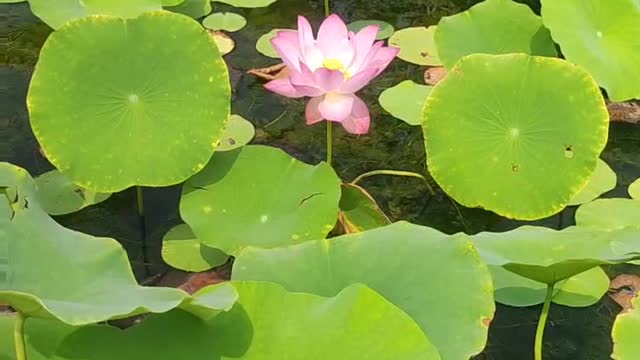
2,0,640,359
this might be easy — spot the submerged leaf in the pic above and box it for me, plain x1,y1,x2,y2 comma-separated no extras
379,80,432,126
28,11,230,192
567,158,617,206
234,222,495,360
388,26,441,66
34,170,111,215
422,54,609,220
161,224,228,272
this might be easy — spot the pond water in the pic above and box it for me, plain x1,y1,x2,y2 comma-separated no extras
2,0,640,359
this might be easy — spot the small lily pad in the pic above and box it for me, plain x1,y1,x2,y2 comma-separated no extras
379,80,432,126
347,20,394,40
214,0,278,7
567,158,617,206
435,0,557,69
612,296,640,359
34,170,111,215
217,114,255,151
202,12,247,32
388,26,441,66
256,29,293,58
575,199,640,230
161,224,228,272
338,183,390,233
422,54,609,220
208,30,235,55
27,0,163,29
629,178,640,200
180,145,341,256
164,0,212,18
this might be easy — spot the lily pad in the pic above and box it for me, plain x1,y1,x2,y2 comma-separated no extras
338,183,390,233
348,20,394,40
209,30,235,55
575,199,640,230
491,265,609,307
422,54,609,220
472,225,640,285
0,162,237,325
28,11,230,193
234,221,495,360
14,283,439,360
567,158,616,206
180,145,341,256
161,224,228,272
217,114,255,151
435,0,557,69
256,29,292,58
26,0,163,29
161,0,184,5
164,0,212,18
388,26,441,66
379,80,432,126
34,170,111,215
629,178,640,200
215,0,278,7
540,0,640,101
0,315,77,359
202,12,247,32
612,296,640,359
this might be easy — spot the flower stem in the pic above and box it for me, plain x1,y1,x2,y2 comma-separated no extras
14,312,27,360
136,186,144,217
351,170,435,195
324,0,330,16
136,186,149,275
535,284,555,360
326,121,333,165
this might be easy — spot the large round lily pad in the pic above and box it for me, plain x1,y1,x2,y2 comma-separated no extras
541,0,640,101
34,169,111,215
9,283,440,360
180,145,341,256
28,11,230,192
423,54,609,220
388,26,441,66
379,80,432,126
612,296,640,359
0,162,237,325
234,221,495,360
26,0,163,29
435,0,556,69
575,199,640,230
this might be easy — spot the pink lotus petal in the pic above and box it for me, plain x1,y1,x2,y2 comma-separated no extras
264,78,304,98
305,96,324,124
341,95,370,134
367,43,400,75
339,67,378,93
271,33,301,72
314,68,345,92
349,25,379,72
318,92,355,122
297,16,315,47
317,14,349,48
290,64,325,97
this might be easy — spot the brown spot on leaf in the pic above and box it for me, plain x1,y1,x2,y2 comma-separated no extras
482,317,492,327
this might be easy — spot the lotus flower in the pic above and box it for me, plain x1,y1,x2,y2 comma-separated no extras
264,15,399,134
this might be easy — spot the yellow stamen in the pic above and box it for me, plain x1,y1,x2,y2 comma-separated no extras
322,58,351,78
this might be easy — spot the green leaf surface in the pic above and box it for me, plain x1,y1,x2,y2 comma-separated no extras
0,314,77,360
491,265,609,307
575,199,640,230
338,183,390,233
256,29,291,58
34,170,110,215
0,162,237,325
202,12,247,32
161,224,228,272
26,0,162,29
164,0,212,18
180,145,341,256
28,11,230,193
422,54,609,220
161,0,184,5
379,80,432,126
234,222,495,360
472,225,640,284
541,0,640,101
435,0,556,69
0,0,26,3
567,158,616,206
217,114,255,151
347,20,394,40
388,26,441,66
209,30,235,55
628,178,640,200
612,297,640,359
214,0,277,7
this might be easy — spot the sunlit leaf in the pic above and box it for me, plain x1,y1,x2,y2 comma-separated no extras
629,178,640,200
34,170,110,215
164,0,212,18
379,80,432,126
388,26,441,66
422,54,609,220
338,183,390,233
256,28,291,58
541,0,640,101
567,158,617,206
217,114,255,151
161,224,228,272
612,296,640,359
436,0,556,69
28,11,230,193
575,199,640,230
347,20,394,40
209,30,235,55
234,222,495,360
180,145,341,256
202,12,247,32
26,0,162,29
